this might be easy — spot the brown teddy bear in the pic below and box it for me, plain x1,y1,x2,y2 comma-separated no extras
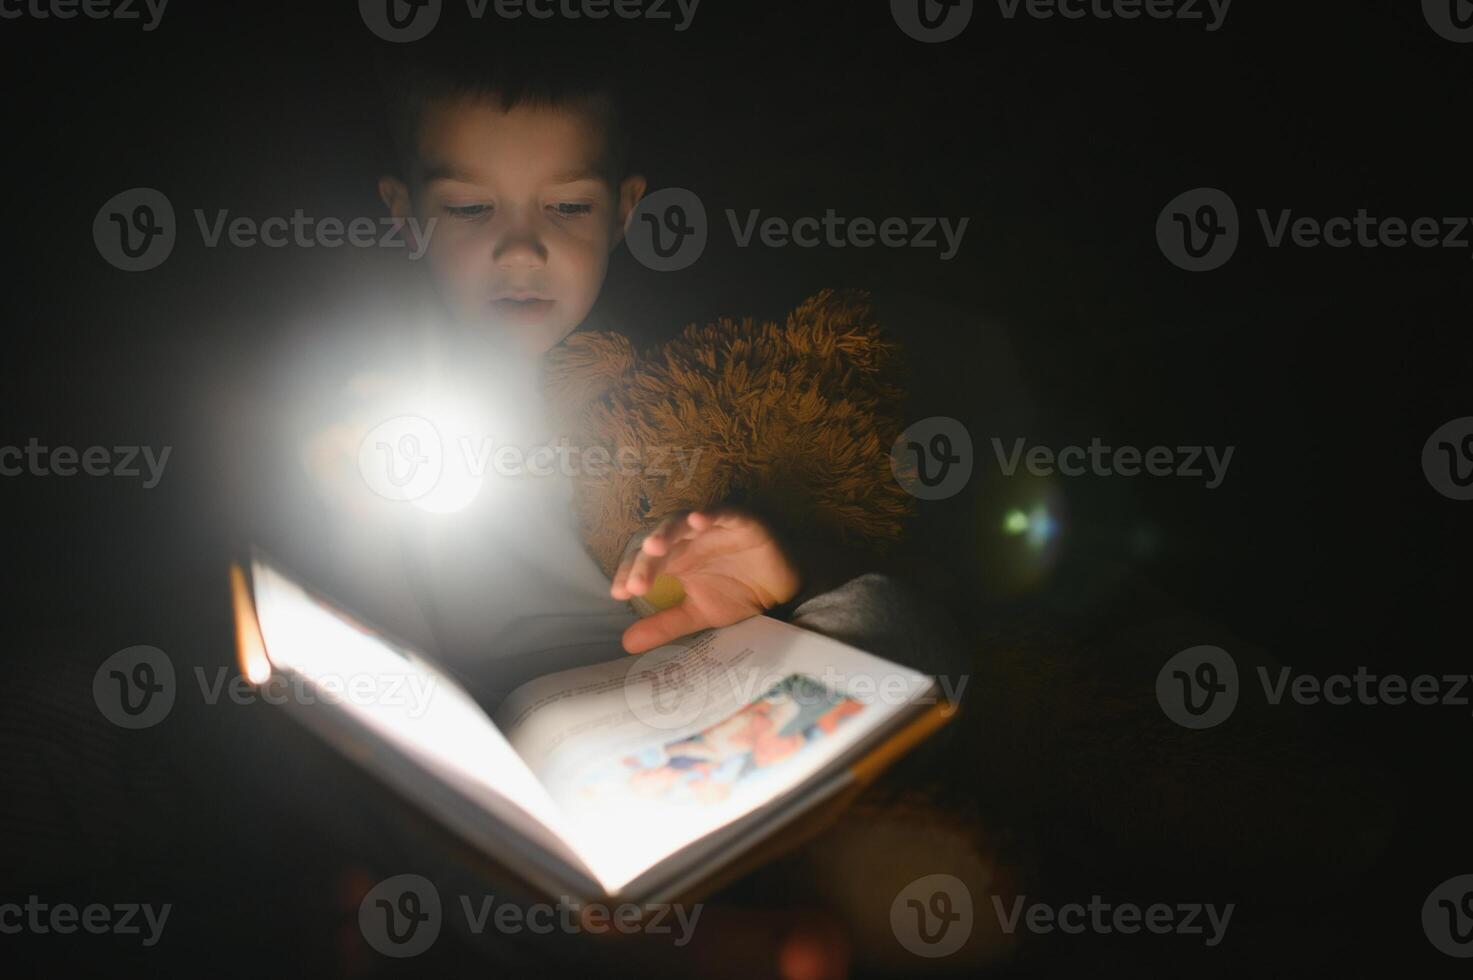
538,291,1014,967
539,288,919,580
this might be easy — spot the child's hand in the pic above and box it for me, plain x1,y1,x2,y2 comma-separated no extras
610,505,802,654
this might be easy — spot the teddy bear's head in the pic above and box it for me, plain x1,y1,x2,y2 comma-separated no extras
541,290,917,577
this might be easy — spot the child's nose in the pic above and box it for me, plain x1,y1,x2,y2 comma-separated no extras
491,207,550,265
492,230,547,269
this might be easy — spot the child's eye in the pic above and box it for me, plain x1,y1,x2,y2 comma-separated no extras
549,202,593,218
444,203,491,220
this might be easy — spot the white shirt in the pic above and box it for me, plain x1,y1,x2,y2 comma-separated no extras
349,328,638,702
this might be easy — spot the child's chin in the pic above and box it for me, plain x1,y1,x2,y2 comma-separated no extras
477,317,575,355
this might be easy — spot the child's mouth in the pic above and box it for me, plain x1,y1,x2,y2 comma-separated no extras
490,296,556,323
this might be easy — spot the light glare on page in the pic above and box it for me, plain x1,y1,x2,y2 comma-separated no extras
250,560,567,834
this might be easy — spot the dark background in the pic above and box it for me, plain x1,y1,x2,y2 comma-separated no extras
2,1,1469,975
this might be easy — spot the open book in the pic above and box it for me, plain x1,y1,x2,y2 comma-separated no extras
230,554,953,905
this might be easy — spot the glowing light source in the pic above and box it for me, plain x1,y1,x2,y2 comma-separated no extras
357,391,496,516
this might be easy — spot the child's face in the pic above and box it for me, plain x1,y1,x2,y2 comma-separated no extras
380,97,645,354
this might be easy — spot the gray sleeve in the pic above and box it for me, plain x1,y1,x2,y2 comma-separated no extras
786,572,970,687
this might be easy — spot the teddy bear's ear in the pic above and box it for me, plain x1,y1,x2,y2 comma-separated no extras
784,289,902,379
540,330,637,425
782,289,907,418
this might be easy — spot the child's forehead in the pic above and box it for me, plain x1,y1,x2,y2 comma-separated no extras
413,96,608,185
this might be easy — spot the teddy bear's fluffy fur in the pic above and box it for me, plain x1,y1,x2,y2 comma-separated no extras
541,289,917,577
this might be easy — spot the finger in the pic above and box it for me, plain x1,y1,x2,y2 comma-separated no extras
642,510,701,556
640,511,688,557
613,516,693,598
648,537,695,577
615,536,695,595
696,504,755,531
625,542,666,595
622,602,706,655
610,555,636,599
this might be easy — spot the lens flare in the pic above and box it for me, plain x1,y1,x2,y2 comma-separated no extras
980,474,1066,594
1002,503,1057,548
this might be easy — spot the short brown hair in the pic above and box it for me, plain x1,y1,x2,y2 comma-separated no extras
375,28,635,186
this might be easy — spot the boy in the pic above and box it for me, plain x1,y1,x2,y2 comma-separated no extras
347,38,955,672
284,28,974,979
374,53,876,660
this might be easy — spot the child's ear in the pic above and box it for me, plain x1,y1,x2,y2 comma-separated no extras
378,175,412,219
613,173,648,249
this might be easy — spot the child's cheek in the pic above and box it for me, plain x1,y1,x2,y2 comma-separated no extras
549,236,609,323
427,233,494,313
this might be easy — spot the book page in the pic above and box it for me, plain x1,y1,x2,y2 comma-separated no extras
492,614,935,894
248,557,582,855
